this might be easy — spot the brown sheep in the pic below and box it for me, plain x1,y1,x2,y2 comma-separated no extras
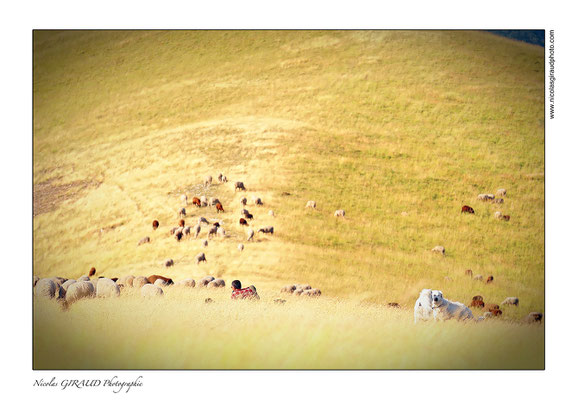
216,203,224,213
472,295,484,302
235,181,246,191
490,309,503,317
147,275,174,285
470,299,485,308
465,269,473,277
88,267,96,277
484,304,500,312
165,259,174,267
461,205,475,214
192,197,201,207
152,220,159,230
486,275,494,284
179,219,185,227
239,218,248,226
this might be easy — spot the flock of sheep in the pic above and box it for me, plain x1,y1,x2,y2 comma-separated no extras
34,179,542,325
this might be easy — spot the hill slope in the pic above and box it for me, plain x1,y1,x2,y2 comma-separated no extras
33,30,544,316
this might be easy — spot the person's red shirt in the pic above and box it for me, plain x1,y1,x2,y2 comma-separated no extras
231,287,257,300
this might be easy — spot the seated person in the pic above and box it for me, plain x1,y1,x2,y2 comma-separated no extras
231,280,260,300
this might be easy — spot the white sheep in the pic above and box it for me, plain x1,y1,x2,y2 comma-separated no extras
96,278,120,298
138,236,151,246
62,279,77,291
238,243,244,252
133,276,149,288
65,281,95,303
199,276,215,287
501,297,519,306
306,200,316,209
281,285,296,293
205,175,213,186
217,227,226,237
334,209,345,217
181,194,188,205
496,188,507,197
77,275,91,282
175,279,196,288
154,279,170,287
268,210,275,217
207,226,218,238
141,284,164,297
247,229,255,241
200,196,208,206
431,246,445,255
192,224,201,239
35,278,57,299
494,211,503,219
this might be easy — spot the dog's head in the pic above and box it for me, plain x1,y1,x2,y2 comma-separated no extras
431,290,444,307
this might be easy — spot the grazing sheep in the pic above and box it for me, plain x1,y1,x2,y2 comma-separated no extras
202,239,208,247
502,215,511,221
175,279,196,288
208,279,226,288
35,279,57,299
205,175,213,186
200,196,208,206
65,281,95,303
247,229,255,241
490,309,503,317
217,227,226,237
484,304,500,312
461,205,475,214
221,175,228,183
470,299,485,308
245,212,254,220
523,312,543,323
473,274,484,281
205,298,214,304
492,198,504,204
238,243,244,252
89,267,96,277
175,231,184,241
496,188,507,197
183,226,191,236
138,236,151,246
199,276,215,287
501,297,519,306
482,311,493,319
258,226,274,234
207,226,218,238
334,209,345,217
239,218,248,226
494,211,503,219
181,194,188,205
77,275,90,282
472,295,483,302
465,269,473,277
195,252,207,264
192,197,201,207
147,275,173,285
281,285,296,293
295,284,312,291
141,284,164,297
213,222,221,228
216,203,224,213
431,246,445,255
165,259,174,267
240,208,250,217
486,275,494,284
254,197,263,206
477,194,495,201
306,200,316,209
169,227,179,235
152,220,159,230
62,279,77,291
133,276,149,289
218,173,223,182
96,278,120,298
387,303,401,308
179,219,185,227
269,210,275,217
234,181,246,191
178,208,186,218
240,197,247,206
118,275,135,288
302,288,321,297
294,289,303,296
192,224,201,238
198,216,209,225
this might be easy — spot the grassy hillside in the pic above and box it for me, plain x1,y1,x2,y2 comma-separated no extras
33,30,544,369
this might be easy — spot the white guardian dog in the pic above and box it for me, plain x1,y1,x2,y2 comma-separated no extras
431,290,474,321
414,289,434,323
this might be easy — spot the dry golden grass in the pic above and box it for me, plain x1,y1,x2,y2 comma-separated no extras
33,30,544,369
